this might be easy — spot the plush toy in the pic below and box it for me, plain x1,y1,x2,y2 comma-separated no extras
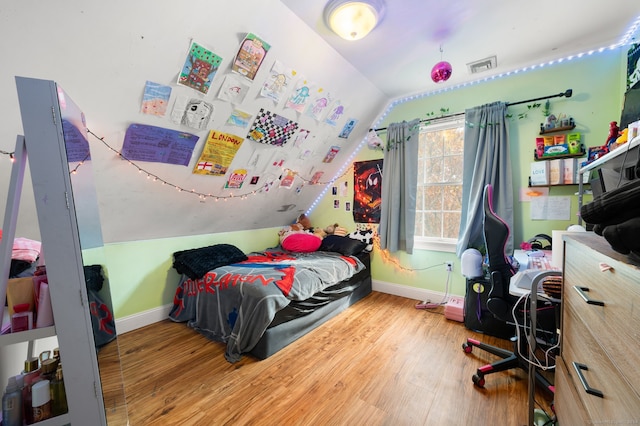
324,223,348,236
606,121,620,148
296,214,312,230
614,128,629,147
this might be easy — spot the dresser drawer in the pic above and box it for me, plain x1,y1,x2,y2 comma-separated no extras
555,357,589,426
563,240,640,388
561,303,640,422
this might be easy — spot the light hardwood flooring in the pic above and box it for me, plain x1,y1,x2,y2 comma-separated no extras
113,291,555,425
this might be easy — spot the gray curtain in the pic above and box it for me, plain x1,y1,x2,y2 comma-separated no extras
379,119,420,254
456,102,513,257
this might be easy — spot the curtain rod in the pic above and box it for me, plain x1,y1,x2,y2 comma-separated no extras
372,89,573,132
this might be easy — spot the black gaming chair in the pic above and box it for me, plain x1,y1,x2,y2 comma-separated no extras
462,184,558,393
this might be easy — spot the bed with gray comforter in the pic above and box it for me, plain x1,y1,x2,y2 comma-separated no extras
169,245,371,363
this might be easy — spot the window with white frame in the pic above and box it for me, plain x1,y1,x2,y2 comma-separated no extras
414,117,465,252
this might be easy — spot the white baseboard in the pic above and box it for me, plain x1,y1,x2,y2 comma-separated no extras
115,281,457,335
115,304,172,335
372,279,449,304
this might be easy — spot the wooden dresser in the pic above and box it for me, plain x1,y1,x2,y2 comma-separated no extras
555,233,640,424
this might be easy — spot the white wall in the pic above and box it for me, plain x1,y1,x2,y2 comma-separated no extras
0,0,388,244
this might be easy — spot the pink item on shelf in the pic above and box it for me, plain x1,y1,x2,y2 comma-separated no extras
36,283,54,328
12,237,42,263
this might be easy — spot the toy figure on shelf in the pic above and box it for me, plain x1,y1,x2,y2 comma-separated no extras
606,121,620,148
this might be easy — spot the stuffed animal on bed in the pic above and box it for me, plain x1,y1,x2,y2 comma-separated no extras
279,214,324,253
324,223,349,236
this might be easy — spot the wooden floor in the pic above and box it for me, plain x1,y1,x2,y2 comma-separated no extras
114,292,554,426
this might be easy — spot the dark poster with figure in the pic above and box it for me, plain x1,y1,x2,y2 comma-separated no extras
353,159,383,223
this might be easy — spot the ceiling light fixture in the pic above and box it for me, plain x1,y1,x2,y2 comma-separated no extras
324,0,386,41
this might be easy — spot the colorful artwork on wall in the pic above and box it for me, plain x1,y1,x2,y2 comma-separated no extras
353,159,384,223
122,123,199,166
247,108,299,146
306,90,331,121
141,81,172,117
217,74,251,104
192,130,244,176
324,100,345,126
177,41,223,95
232,33,270,81
170,96,214,130
285,78,313,113
322,146,340,163
339,118,358,139
260,60,296,103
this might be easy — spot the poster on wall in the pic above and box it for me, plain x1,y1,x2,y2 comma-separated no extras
225,168,249,189
353,159,383,223
170,96,214,130
322,146,340,163
122,123,199,166
247,108,299,146
324,100,345,126
140,81,172,117
260,60,296,103
339,118,358,138
177,41,223,95
306,90,331,121
285,78,314,113
217,74,251,104
226,108,253,128
192,130,244,176
232,33,270,81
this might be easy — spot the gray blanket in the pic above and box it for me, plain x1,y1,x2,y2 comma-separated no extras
169,250,364,362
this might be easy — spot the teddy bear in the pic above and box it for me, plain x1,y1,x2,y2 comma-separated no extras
324,223,348,236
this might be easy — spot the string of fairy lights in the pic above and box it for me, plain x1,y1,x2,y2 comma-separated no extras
82,129,354,201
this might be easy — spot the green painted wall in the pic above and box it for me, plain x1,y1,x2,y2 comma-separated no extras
311,49,628,298
101,227,279,319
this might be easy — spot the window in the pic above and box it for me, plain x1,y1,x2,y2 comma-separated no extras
414,118,465,252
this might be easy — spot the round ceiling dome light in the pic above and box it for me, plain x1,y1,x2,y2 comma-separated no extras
325,0,386,41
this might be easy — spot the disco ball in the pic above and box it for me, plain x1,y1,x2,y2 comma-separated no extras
431,61,452,83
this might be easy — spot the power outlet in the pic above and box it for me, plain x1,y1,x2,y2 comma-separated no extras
445,261,453,272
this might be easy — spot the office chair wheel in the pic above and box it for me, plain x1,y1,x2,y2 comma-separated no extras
462,342,473,353
472,374,486,388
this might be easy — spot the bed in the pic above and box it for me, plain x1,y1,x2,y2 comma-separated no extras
168,235,373,363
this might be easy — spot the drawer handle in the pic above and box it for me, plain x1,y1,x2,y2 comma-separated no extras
572,362,604,398
573,286,605,306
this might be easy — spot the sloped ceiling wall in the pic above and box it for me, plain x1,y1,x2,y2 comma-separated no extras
0,0,388,244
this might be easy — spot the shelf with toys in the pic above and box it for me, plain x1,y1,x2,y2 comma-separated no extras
539,124,576,135
530,115,588,186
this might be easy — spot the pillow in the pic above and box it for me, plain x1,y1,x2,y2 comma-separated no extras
348,229,374,252
281,233,322,253
173,244,248,280
319,235,367,256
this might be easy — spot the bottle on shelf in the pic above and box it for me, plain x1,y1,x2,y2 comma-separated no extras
31,379,52,422
50,364,68,417
22,356,41,425
2,375,24,426
11,302,33,332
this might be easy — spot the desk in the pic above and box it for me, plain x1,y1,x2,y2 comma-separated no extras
511,249,561,426
510,250,559,298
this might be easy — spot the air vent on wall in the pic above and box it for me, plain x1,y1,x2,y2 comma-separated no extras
467,56,497,74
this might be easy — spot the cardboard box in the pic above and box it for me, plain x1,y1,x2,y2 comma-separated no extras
530,161,549,186
543,143,569,156
549,159,563,185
